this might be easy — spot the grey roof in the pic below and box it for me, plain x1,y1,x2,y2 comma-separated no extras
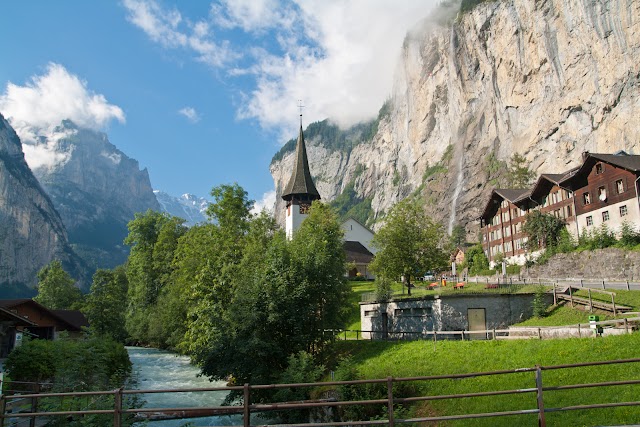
493,188,530,202
343,241,374,264
588,153,640,172
282,124,321,201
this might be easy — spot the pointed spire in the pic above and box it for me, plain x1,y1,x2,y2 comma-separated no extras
281,123,321,202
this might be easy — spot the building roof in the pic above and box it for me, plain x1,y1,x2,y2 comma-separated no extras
0,299,84,331
479,188,530,221
52,310,89,330
0,306,36,326
562,152,640,188
282,123,321,201
343,241,374,264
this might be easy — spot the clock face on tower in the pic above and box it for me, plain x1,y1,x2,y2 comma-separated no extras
299,203,311,214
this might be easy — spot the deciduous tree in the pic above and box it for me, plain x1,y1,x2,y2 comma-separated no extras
34,260,83,310
370,199,448,295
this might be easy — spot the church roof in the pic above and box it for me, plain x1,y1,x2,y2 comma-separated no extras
282,124,321,201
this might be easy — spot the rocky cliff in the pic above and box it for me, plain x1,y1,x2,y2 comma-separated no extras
31,121,160,270
271,0,640,238
0,114,86,295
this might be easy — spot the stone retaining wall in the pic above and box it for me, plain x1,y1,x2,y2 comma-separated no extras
523,248,640,281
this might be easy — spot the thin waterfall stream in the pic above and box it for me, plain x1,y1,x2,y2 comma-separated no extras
127,347,239,426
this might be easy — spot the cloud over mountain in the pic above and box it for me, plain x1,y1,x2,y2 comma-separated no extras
123,0,442,139
0,63,125,169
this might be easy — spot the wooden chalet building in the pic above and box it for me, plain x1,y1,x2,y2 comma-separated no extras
480,152,640,266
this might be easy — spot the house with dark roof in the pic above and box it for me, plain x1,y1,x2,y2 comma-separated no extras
0,300,87,341
0,307,36,358
479,152,640,266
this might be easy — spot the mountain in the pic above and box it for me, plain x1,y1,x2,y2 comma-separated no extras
154,190,209,226
0,114,87,295
29,120,160,270
271,0,640,237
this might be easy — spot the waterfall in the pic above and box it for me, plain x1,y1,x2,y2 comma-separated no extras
448,148,464,234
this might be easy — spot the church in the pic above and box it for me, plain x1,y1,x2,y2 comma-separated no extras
281,119,375,279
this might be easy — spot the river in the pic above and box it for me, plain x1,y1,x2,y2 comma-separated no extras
127,347,240,427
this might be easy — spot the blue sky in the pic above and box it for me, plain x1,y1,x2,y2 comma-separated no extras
0,1,440,211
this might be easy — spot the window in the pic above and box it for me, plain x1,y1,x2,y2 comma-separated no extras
505,242,512,252
616,179,625,194
566,205,572,217
602,211,609,222
595,163,604,174
512,208,518,218
504,227,511,237
620,205,628,217
598,186,607,201
364,310,377,317
551,192,558,204
583,192,591,205
515,239,522,250
586,216,593,226
502,211,509,222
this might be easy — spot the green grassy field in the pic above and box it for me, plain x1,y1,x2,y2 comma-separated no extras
329,333,640,426
338,281,640,425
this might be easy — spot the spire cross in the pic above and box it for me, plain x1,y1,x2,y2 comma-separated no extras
298,100,305,123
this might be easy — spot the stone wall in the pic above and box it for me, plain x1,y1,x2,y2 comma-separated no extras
523,248,640,281
360,293,554,339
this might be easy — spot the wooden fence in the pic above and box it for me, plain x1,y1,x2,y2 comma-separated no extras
2,358,640,427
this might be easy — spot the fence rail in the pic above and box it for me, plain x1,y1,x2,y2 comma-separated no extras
2,358,640,426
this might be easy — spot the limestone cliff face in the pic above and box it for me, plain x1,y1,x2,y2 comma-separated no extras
32,121,161,269
271,0,640,237
0,114,85,293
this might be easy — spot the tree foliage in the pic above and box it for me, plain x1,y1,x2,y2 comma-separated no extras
370,199,449,295
83,267,128,343
507,153,535,188
465,244,490,275
124,210,187,344
523,211,566,250
201,202,349,388
34,260,83,310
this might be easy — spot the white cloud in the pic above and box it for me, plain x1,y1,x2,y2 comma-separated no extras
251,190,276,215
0,63,125,170
178,107,201,123
125,1,447,139
123,0,237,67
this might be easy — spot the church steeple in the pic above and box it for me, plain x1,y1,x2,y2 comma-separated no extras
282,116,321,239
281,122,321,204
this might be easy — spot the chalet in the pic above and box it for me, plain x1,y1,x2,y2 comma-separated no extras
479,189,532,265
479,152,640,265
0,300,87,341
0,307,35,358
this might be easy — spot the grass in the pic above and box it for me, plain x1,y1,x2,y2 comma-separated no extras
328,333,640,426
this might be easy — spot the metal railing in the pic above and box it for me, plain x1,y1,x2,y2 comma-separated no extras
2,358,640,426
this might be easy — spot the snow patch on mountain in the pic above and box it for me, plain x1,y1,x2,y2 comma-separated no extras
154,191,210,226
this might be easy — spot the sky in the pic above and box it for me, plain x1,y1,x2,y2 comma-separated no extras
0,1,442,212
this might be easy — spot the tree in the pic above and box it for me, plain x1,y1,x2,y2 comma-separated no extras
34,260,83,310
465,244,490,275
201,202,350,389
507,153,535,188
124,210,186,343
523,211,566,250
84,267,128,343
450,224,466,248
370,199,448,296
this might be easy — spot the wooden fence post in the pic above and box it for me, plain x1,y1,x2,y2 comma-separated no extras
602,280,606,290
536,366,546,427
569,287,574,307
580,279,583,287
0,395,6,427
612,295,617,316
627,280,630,291
387,377,395,427
29,382,39,427
625,318,629,334
588,289,593,313
244,383,251,427
553,286,557,305
113,388,122,427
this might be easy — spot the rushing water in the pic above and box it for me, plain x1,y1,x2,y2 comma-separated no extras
127,347,239,427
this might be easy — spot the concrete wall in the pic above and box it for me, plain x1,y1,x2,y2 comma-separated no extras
360,293,553,339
